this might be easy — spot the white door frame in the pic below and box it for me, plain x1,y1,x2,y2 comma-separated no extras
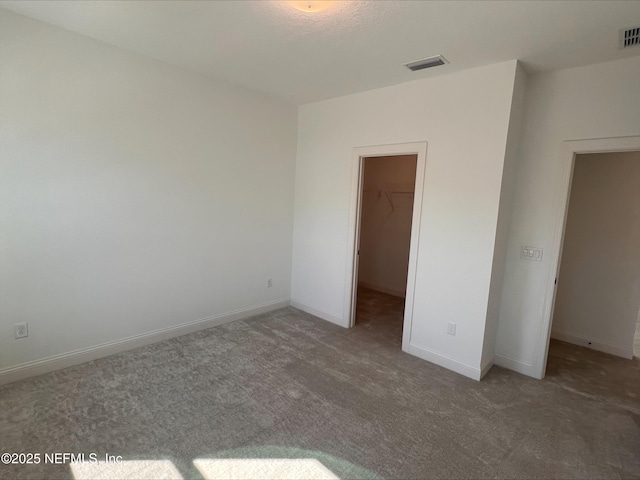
343,142,427,352
534,135,640,378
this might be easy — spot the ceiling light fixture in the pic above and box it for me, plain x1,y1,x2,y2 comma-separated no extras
287,1,336,13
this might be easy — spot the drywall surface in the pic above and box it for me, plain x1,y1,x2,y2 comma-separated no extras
358,155,417,297
292,61,518,378
495,56,640,377
0,10,297,372
552,151,640,359
480,63,527,371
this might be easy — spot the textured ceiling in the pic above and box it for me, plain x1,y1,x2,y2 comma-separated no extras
1,0,639,104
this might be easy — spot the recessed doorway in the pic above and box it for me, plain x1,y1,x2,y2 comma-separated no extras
550,150,640,361
344,142,427,352
543,149,640,394
354,155,417,341
536,135,640,379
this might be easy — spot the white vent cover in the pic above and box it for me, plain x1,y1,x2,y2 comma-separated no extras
403,55,448,72
621,26,640,49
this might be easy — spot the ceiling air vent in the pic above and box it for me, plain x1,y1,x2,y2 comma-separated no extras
621,26,640,49
403,55,448,72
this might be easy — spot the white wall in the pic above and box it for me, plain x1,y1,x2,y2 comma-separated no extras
358,155,416,298
480,63,527,370
291,61,520,379
0,10,297,379
495,56,640,377
551,151,640,359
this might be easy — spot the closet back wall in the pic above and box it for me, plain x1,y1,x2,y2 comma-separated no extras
358,155,417,297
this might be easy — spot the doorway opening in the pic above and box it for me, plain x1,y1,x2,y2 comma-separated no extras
344,142,427,352
537,135,640,382
354,155,417,340
550,150,640,360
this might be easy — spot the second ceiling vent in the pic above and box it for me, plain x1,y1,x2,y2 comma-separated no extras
403,55,448,72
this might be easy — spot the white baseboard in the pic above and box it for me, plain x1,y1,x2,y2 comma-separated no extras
406,342,482,381
358,281,405,298
480,357,494,379
289,299,346,328
494,354,537,378
551,330,633,359
0,299,290,386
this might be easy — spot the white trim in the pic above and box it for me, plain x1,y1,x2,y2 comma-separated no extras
407,342,482,381
0,299,290,386
494,354,537,378
346,151,365,327
534,135,640,379
480,358,494,379
357,281,405,298
343,142,427,355
551,330,633,359
403,146,427,352
290,299,345,327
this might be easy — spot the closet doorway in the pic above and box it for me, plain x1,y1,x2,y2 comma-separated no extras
345,142,426,349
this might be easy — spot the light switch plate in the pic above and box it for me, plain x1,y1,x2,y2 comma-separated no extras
521,246,543,261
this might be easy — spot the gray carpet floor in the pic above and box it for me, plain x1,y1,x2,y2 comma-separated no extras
1,287,639,479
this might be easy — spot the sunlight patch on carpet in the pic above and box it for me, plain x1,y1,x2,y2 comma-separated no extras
193,458,339,480
70,459,183,480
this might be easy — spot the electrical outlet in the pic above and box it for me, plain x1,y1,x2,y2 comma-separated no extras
446,322,456,336
267,278,273,288
15,322,28,339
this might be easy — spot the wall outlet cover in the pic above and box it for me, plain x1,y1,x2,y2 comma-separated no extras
447,322,456,336
15,322,28,339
